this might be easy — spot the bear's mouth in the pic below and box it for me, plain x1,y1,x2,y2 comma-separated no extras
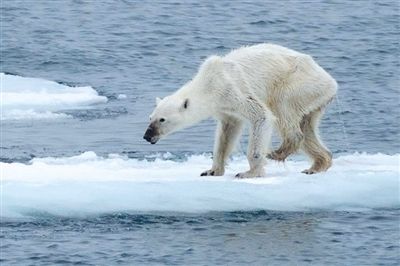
150,137,159,144
143,134,160,144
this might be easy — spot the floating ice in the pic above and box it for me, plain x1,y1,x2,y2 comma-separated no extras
117,94,127,99
0,73,107,120
1,152,399,218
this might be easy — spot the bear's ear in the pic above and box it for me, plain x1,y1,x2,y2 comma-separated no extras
156,97,162,105
182,98,189,110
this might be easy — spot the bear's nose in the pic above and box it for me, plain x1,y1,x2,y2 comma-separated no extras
143,127,154,142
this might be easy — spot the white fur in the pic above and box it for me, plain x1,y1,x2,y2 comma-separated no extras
148,43,337,178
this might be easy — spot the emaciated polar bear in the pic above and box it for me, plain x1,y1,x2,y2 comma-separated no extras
144,44,337,178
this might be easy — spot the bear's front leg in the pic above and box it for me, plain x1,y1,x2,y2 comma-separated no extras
235,106,274,178
201,117,243,176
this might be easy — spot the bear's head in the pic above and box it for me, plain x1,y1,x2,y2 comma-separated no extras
143,56,223,144
143,95,193,144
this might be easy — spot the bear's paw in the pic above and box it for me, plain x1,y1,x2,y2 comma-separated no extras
200,168,224,176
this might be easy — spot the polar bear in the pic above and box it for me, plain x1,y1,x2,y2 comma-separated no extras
144,44,337,178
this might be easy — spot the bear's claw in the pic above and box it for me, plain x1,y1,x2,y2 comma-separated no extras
200,168,224,176
302,169,316,175
235,172,246,178
235,169,266,179
200,170,214,176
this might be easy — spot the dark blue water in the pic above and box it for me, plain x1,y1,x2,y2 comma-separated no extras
1,0,399,265
2,210,400,266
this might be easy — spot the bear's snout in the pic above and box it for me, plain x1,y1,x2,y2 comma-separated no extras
143,125,159,144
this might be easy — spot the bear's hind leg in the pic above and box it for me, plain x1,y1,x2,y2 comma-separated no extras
300,109,332,174
268,123,304,162
201,117,243,176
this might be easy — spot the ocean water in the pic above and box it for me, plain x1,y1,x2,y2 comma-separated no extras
1,1,399,265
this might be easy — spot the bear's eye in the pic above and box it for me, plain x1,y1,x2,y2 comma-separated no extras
159,118,166,123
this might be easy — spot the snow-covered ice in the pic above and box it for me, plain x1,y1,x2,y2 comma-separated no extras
0,73,107,120
2,152,399,217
